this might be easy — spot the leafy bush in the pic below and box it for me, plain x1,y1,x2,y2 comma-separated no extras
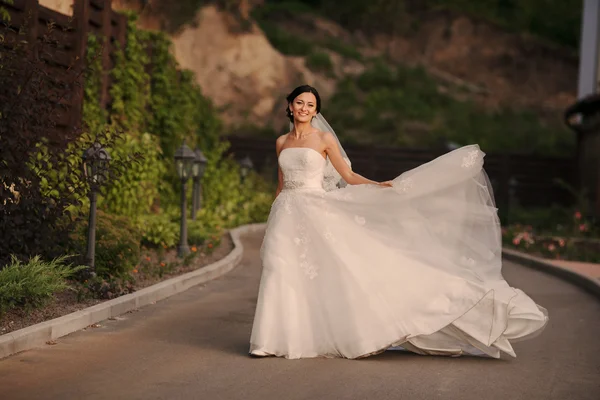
69,211,141,278
306,50,334,75
285,0,582,48
0,255,85,315
0,0,13,23
188,219,222,246
109,12,151,133
322,37,363,61
325,62,574,154
199,141,274,228
147,33,221,160
138,213,180,248
100,133,167,219
256,20,314,56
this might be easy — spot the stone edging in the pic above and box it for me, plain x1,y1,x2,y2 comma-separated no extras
0,223,267,360
502,248,600,299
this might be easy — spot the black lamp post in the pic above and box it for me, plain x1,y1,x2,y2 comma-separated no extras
82,143,111,271
192,147,207,220
239,155,253,183
174,140,196,257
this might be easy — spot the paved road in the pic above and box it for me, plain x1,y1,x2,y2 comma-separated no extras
1,231,599,400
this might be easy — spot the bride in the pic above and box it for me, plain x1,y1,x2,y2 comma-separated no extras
249,85,548,359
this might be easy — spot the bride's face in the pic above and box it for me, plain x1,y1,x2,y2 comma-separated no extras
289,92,318,123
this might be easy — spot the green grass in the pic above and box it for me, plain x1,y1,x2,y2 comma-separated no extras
0,255,85,315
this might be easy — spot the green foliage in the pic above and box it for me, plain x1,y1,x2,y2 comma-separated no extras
0,0,13,23
188,219,222,246
146,31,221,159
0,255,85,315
109,12,151,132
100,133,167,219
326,61,574,154
0,21,102,266
285,0,582,48
199,141,273,227
70,211,141,278
257,20,314,56
322,37,363,61
306,50,334,75
427,0,581,48
83,33,107,135
138,213,179,248
502,206,600,263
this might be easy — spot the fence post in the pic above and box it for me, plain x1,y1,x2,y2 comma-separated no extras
116,13,127,49
23,0,39,50
500,154,511,224
72,0,91,127
100,0,112,110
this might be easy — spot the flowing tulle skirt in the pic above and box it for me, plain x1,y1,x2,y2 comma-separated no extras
250,145,548,359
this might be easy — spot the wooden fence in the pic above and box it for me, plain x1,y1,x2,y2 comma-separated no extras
226,135,578,212
2,0,127,129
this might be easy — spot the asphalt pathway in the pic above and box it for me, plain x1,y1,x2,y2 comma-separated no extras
1,231,599,400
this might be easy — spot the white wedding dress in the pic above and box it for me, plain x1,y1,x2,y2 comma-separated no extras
249,145,548,359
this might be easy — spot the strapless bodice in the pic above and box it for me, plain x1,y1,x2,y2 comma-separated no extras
278,147,327,191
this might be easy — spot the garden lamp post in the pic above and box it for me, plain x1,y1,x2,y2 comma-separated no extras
174,140,196,257
82,142,111,271
239,155,254,183
192,147,207,220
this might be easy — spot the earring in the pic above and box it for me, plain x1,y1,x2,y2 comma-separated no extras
290,111,293,115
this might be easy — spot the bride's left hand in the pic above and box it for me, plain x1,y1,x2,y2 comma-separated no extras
378,181,393,187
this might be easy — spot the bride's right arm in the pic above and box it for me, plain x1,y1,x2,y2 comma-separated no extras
274,135,286,197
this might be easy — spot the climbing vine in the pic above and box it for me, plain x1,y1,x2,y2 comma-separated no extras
109,12,150,133
83,33,106,135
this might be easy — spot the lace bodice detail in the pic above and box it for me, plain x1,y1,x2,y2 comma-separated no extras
279,148,327,191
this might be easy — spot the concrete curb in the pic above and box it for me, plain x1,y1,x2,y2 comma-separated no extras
0,223,267,360
502,248,600,299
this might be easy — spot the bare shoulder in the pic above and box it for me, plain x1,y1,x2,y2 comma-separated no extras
275,133,288,152
318,130,336,146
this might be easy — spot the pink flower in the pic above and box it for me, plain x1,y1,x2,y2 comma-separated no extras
558,239,565,247
579,224,587,232
548,244,556,252
512,238,521,245
574,211,582,220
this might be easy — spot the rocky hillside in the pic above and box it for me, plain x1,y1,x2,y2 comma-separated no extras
39,0,579,154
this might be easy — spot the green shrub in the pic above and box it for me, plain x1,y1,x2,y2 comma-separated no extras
0,0,13,23
325,61,574,154
100,133,167,219
258,21,313,55
70,211,141,278
138,213,179,248
0,255,85,315
322,38,363,61
188,219,221,246
306,50,334,75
